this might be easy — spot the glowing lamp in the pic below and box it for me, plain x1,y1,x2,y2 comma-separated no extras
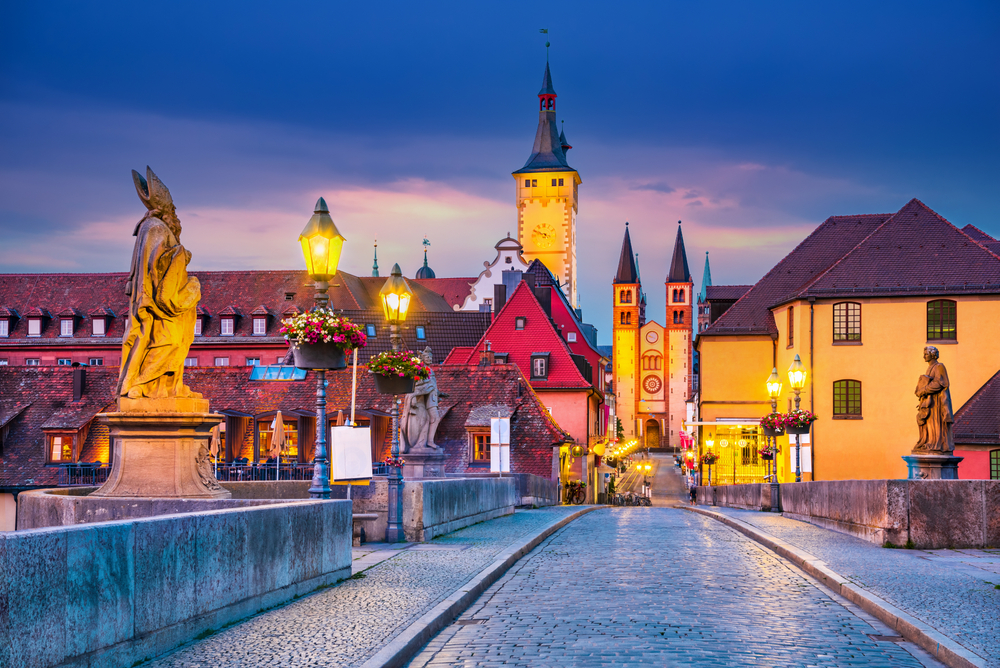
592,442,606,456
766,367,782,399
379,264,413,324
571,444,585,457
705,439,714,448
787,354,807,390
299,197,345,280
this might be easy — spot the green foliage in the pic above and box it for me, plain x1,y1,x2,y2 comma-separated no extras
905,539,916,549
350,572,367,580
615,418,624,440
883,541,898,549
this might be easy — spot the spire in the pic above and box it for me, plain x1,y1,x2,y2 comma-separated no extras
372,240,379,277
614,223,639,284
699,251,712,301
559,121,572,152
513,61,574,174
415,238,436,279
667,221,692,283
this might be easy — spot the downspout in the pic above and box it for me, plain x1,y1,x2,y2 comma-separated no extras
808,296,816,480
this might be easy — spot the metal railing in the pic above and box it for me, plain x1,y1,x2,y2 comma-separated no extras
213,463,314,482
58,465,111,487
371,463,389,476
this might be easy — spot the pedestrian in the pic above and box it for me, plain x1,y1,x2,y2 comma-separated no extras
689,485,697,505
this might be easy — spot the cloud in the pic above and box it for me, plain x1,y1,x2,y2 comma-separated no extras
631,181,675,194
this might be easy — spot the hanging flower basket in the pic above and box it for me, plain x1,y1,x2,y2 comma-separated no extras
758,443,780,459
760,453,774,461
282,309,366,370
700,452,719,465
373,373,415,395
369,351,431,395
780,409,817,435
759,412,785,437
383,455,406,469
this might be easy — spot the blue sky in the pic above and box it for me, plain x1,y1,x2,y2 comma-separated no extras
1,1,997,342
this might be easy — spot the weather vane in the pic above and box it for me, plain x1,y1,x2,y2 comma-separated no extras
422,235,431,248
540,28,550,58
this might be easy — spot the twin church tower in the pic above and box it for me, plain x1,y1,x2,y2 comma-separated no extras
514,61,693,450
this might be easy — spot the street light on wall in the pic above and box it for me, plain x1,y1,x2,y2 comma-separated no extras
298,197,345,500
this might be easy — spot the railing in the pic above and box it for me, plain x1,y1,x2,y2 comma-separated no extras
213,463,314,482
371,463,389,476
58,465,111,487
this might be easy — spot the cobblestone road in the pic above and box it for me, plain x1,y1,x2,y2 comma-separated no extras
409,508,941,667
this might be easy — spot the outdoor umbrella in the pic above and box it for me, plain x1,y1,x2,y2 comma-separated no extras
269,411,286,479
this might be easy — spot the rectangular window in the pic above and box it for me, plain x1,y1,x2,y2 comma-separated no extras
257,419,299,462
833,380,862,417
246,357,260,366
515,317,526,330
215,357,230,366
524,179,530,187
49,435,74,463
558,178,564,186
494,353,509,364
787,307,794,346
927,300,957,341
57,358,71,366
221,318,234,336
833,302,861,342
92,318,105,337
88,358,103,366
184,357,198,367
551,178,557,186
415,325,426,340
0,320,8,337
531,179,537,187
531,355,548,379
991,450,1000,480
567,332,577,342
0,359,8,366
194,318,203,336
26,358,40,366
60,319,73,337
28,319,41,337
471,433,489,462
366,324,377,337
253,317,267,336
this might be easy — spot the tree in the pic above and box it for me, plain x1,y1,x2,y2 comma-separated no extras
615,418,624,441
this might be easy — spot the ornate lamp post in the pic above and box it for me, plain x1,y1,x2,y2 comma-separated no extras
298,197,346,500
766,367,783,511
379,263,413,542
787,354,808,483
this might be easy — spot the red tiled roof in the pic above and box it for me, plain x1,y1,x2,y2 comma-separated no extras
0,307,17,318
57,307,82,318
250,305,271,316
409,277,475,310
88,307,115,317
445,281,591,389
25,307,50,317
705,285,753,301
954,369,1000,445
218,305,241,316
961,224,996,242
444,346,475,365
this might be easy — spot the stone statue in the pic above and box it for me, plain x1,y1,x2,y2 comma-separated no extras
116,167,202,402
401,347,443,452
914,346,954,453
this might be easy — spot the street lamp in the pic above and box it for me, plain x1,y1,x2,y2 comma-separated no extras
299,197,346,499
765,367,783,511
787,354,808,482
766,368,782,413
379,263,413,543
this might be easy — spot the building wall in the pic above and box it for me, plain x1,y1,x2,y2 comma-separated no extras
666,280,694,449
537,390,590,446
612,283,640,439
516,172,579,307
955,448,994,479
1,492,14,531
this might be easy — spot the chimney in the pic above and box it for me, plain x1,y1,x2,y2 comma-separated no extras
72,363,86,401
493,284,507,315
479,340,495,366
522,273,536,290
534,286,551,318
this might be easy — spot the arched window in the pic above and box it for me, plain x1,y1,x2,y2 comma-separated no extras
672,311,678,324
833,302,862,342
620,290,631,304
678,311,684,324
620,312,627,325
833,380,862,417
626,312,631,325
642,354,662,371
678,289,685,303
927,300,957,340
671,289,677,302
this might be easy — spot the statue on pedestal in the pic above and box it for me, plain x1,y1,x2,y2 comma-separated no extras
914,346,954,453
401,347,444,452
116,166,202,403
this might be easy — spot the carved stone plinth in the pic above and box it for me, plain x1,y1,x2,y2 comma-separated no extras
402,448,447,479
91,408,230,499
902,454,963,480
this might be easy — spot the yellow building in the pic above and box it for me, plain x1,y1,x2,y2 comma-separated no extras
513,62,581,308
697,199,1000,482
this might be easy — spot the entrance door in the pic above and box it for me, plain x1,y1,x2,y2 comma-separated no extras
645,419,660,450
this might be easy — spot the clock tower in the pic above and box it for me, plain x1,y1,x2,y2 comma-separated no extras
513,61,582,308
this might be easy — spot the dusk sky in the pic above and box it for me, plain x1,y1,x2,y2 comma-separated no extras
1,1,997,343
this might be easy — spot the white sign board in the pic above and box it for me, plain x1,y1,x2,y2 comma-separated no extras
789,445,812,473
330,426,373,480
490,417,511,445
489,444,510,473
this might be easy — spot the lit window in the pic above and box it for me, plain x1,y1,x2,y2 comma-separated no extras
567,332,577,342
257,418,299,461
246,357,260,366
253,317,267,336
215,357,230,366
927,300,957,341
57,358,71,366
558,178,564,186
0,359,7,365
26,358,41,366
184,357,198,367
92,318,105,337
366,324,377,337
28,319,41,337
60,319,73,337
833,380,862,417
221,318,234,336
48,435,74,463
515,317,526,330
415,325,426,340
88,358,103,366
833,302,861,342
194,318,203,336
531,179,537,187
0,320,8,337
471,433,489,462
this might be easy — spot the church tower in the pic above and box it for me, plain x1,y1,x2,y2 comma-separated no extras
612,224,641,440
513,61,582,308
665,222,694,448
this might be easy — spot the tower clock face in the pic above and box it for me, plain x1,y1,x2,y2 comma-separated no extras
532,223,557,249
645,331,658,344
643,375,662,394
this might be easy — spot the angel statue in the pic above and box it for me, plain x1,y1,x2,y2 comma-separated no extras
116,167,202,401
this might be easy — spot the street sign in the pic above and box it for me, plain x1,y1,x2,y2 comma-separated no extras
490,417,511,473
331,426,373,480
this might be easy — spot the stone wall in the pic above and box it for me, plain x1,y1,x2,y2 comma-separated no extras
697,480,1000,549
446,472,559,507
0,499,352,668
403,477,517,542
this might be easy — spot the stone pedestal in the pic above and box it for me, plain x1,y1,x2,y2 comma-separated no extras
902,453,963,480
402,448,447,479
92,400,230,498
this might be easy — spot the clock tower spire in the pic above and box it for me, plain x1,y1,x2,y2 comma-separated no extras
512,59,582,308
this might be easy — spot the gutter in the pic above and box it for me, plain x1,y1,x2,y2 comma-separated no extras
808,296,815,478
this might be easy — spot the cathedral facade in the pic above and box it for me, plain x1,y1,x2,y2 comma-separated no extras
612,223,694,451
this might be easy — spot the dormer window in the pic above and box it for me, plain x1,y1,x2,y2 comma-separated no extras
218,306,240,336
515,317,526,330
221,318,234,336
366,324,377,337
27,318,42,337
494,353,509,364
0,320,7,338
60,319,74,337
253,316,267,336
567,332,577,343
530,353,550,380
415,325,426,340
92,318,105,337
194,318,203,336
